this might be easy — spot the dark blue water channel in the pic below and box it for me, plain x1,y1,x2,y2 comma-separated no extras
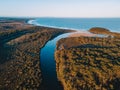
39,33,71,90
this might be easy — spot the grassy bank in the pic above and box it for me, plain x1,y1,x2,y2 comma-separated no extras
0,18,73,89
89,27,120,38
55,28,120,90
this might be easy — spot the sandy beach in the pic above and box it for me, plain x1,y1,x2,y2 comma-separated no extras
69,31,96,37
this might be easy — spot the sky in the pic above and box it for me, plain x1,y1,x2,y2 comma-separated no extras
0,0,120,17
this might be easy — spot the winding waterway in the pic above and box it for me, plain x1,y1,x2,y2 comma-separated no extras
39,33,71,90
29,18,117,89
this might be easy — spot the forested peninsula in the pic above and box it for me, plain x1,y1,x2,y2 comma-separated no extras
55,27,120,90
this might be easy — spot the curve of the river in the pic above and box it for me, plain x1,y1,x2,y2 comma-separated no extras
39,33,71,90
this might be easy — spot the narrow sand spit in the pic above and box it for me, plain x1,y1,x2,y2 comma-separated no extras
69,31,96,37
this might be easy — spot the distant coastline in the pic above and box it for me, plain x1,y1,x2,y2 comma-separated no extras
27,19,80,31
27,18,120,33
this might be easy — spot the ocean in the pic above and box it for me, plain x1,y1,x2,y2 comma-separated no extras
29,18,120,32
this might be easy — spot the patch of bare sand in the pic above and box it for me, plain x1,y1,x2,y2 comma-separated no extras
69,31,96,37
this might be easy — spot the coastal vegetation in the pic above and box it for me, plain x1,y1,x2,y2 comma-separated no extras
89,27,120,38
55,29,120,90
89,27,110,34
0,18,73,90
1,18,120,90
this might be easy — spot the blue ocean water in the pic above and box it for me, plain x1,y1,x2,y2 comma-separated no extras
29,18,120,32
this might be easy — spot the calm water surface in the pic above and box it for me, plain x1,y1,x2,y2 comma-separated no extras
39,33,71,90
29,18,120,32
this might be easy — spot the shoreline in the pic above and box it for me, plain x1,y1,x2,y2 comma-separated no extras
27,19,98,37
27,19,84,32
27,18,120,33
27,19,120,38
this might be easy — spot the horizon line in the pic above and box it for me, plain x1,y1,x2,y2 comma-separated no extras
0,16,120,18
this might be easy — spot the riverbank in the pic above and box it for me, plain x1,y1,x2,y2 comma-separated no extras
39,33,73,90
0,18,74,89
55,28,120,90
